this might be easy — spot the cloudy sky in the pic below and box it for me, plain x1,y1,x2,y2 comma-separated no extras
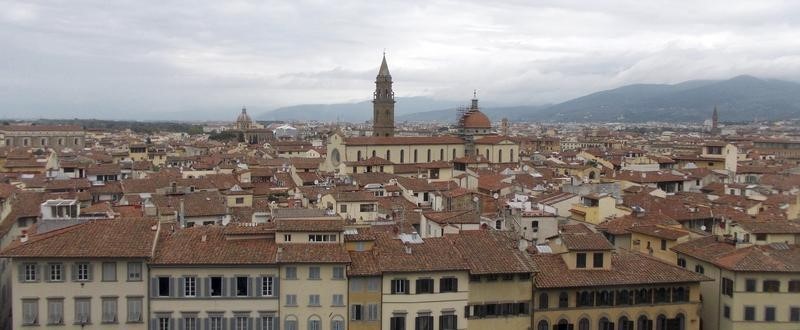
2,0,800,120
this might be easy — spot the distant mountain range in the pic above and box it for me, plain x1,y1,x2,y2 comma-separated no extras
256,75,800,123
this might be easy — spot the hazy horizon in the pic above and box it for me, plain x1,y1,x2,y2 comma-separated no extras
3,1,800,120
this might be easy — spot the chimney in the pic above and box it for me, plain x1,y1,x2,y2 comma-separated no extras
20,230,29,243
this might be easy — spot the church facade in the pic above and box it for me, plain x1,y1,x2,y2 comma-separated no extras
323,56,519,173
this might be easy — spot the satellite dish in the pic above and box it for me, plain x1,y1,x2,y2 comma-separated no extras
473,196,479,203
700,225,707,231
493,193,499,200
314,180,319,185
316,194,322,201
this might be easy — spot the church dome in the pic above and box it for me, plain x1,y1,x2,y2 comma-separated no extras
236,107,252,129
462,109,491,129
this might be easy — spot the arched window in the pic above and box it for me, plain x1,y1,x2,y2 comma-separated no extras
331,315,345,330
23,138,29,147
559,292,569,308
5,139,11,146
386,150,391,161
557,319,570,330
58,138,64,146
619,316,633,330
452,148,456,159
655,315,667,330
599,317,612,330
499,149,503,163
485,149,490,159
439,149,444,160
537,320,549,330
400,150,405,163
372,150,376,158
674,313,685,330
510,149,514,162
308,315,321,330
40,138,47,146
357,151,362,160
284,315,298,330
414,150,418,163
74,138,79,145
579,318,590,330
637,315,651,330
427,149,431,162
538,293,549,309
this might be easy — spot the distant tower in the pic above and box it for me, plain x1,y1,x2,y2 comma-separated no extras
373,54,395,137
236,106,253,130
501,118,509,136
712,106,719,132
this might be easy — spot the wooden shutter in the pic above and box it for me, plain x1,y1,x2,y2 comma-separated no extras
256,277,263,297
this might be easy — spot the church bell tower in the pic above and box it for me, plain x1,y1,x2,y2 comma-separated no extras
373,54,395,137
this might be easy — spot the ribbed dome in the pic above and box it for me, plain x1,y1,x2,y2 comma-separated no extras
462,110,491,129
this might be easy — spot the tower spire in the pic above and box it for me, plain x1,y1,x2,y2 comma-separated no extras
378,52,391,77
373,53,395,137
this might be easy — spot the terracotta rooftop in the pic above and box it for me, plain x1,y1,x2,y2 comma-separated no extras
532,249,711,289
152,225,277,265
672,236,800,272
1,218,158,258
345,136,464,146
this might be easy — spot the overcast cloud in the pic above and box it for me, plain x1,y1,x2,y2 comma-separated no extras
1,0,800,120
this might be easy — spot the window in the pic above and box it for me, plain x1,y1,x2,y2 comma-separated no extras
791,307,800,322
576,253,587,268
765,306,776,321
235,316,249,330
158,277,171,297
184,276,196,297
391,316,406,330
578,318,590,330
184,316,198,330
101,297,118,323
744,306,755,321
236,276,249,296
76,262,91,281
49,263,63,282
308,317,321,330
660,239,667,250
332,294,344,306
559,292,569,308
309,267,321,279
23,263,38,282
47,299,64,325
764,280,780,292
75,298,91,324
340,204,347,213
368,277,380,291
756,233,767,241
309,294,320,306
261,276,274,296
308,234,337,242
286,294,297,306
102,262,117,281
209,316,223,330
723,305,730,319
285,234,293,242
351,305,363,321
440,314,457,330
286,266,297,279
126,298,143,323
367,304,379,320
440,277,458,293
593,253,604,268
333,266,345,279
538,293,549,309
22,299,38,325
210,276,223,296
695,264,705,274
391,279,409,294
360,204,375,212
416,315,433,330
416,278,434,294
502,274,515,281
261,316,275,330
400,150,405,163
127,262,142,281
537,320,549,330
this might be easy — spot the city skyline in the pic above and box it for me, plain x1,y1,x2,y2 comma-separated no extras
2,1,800,120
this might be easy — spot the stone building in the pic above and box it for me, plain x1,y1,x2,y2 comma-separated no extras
0,125,85,148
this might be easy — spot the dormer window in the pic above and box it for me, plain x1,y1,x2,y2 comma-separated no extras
593,253,604,268
576,253,587,269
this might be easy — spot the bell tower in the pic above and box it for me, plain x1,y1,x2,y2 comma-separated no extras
373,54,395,137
